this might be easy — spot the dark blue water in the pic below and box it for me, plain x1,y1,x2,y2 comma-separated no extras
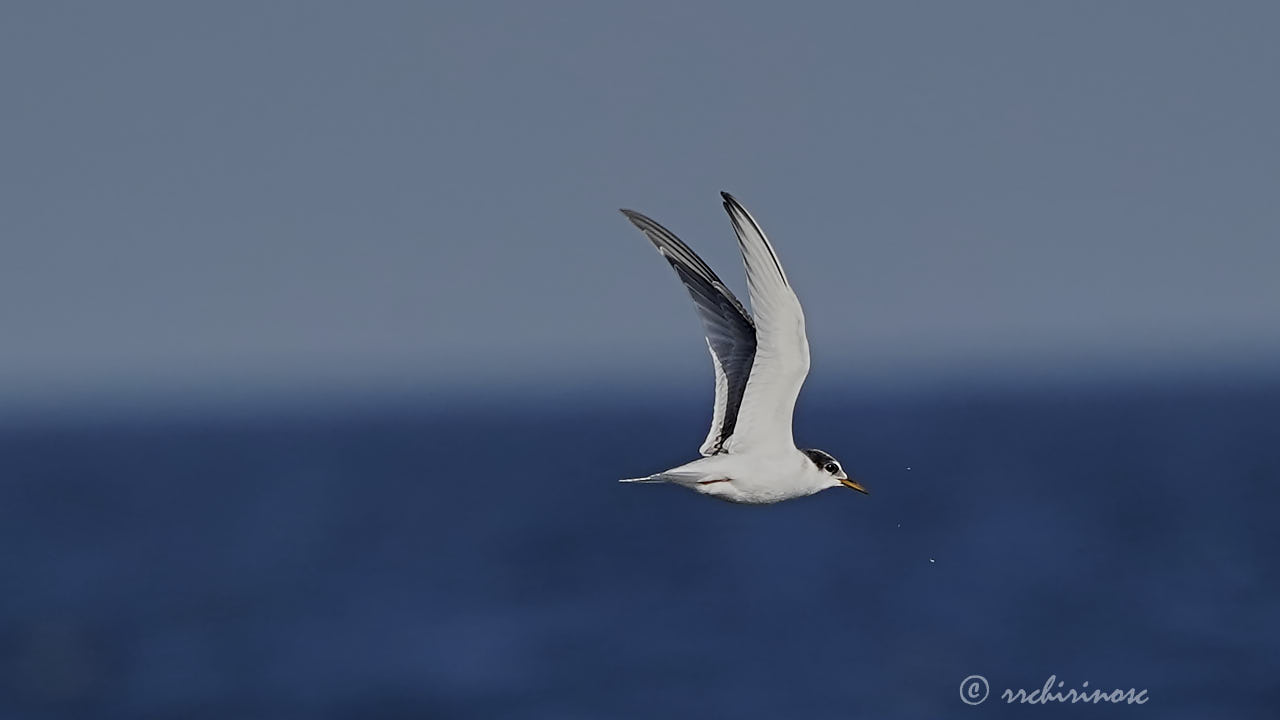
3,380,1278,718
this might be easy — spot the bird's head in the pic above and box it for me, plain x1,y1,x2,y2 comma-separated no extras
801,448,868,494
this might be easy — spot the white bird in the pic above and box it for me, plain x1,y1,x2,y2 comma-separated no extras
619,192,868,504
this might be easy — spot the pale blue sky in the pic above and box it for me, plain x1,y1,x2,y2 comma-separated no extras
3,2,1278,408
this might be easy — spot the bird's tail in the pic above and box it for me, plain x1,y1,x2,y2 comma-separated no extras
619,473,667,484
619,471,700,485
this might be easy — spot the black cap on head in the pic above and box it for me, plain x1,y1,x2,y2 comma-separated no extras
801,448,837,468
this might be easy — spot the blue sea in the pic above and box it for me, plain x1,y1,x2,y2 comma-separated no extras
3,378,1278,718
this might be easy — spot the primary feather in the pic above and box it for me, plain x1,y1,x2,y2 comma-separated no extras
620,209,756,455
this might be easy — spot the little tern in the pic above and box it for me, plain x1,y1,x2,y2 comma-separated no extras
619,192,868,504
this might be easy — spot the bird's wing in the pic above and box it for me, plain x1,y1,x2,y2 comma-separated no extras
621,209,757,456
718,192,810,453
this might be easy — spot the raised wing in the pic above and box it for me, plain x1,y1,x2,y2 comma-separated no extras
719,192,810,452
620,209,757,455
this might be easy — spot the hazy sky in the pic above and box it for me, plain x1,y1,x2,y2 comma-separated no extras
4,2,1278,407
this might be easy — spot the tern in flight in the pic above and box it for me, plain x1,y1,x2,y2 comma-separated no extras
619,192,867,504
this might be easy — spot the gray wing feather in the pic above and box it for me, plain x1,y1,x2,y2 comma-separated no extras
620,209,757,455
718,192,810,452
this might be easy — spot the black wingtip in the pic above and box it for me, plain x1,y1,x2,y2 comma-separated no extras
720,191,740,206
619,208,647,228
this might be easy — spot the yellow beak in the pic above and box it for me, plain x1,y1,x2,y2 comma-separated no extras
840,478,869,495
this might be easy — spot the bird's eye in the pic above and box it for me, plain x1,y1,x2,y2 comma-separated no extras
824,462,839,473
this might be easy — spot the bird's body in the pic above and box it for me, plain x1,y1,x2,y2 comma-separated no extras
619,193,867,504
623,450,825,504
